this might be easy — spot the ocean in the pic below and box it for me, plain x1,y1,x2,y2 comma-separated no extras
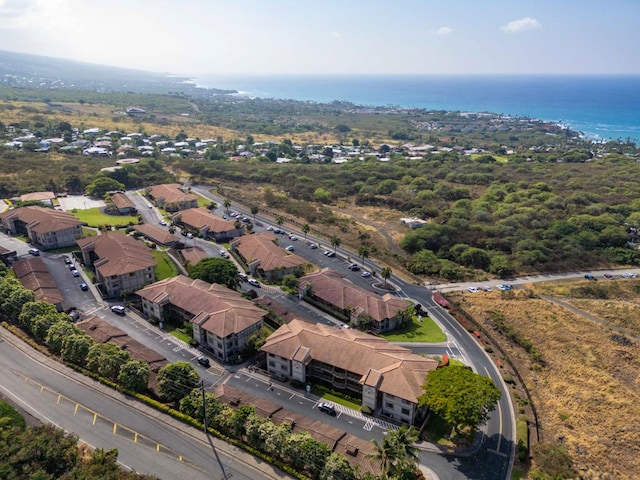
195,75,640,143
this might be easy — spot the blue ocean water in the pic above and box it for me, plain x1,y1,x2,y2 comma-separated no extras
196,75,640,143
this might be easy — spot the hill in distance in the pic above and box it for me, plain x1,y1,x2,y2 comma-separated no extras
0,49,236,97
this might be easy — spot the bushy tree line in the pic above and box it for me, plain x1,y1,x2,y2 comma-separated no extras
0,401,157,480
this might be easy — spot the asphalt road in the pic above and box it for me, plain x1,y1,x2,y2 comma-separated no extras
0,331,284,480
189,185,516,479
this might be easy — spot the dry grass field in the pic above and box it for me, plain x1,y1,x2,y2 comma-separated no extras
447,279,640,480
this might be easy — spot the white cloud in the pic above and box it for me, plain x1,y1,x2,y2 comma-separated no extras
329,31,342,39
0,0,76,31
501,17,541,34
434,26,453,36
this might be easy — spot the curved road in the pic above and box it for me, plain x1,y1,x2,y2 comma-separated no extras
0,329,291,480
190,185,516,480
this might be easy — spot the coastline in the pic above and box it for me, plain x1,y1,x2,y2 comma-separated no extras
194,74,640,143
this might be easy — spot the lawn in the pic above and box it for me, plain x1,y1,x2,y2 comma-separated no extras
71,207,138,227
470,153,510,163
310,386,362,410
380,316,446,343
163,323,192,343
152,250,179,280
196,195,213,208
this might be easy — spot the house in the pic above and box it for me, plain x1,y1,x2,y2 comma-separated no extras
77,233,156,298
261,319,439,425
0,206,83,250
13,257,64,311
147,184,199,212
136,275,265,363
19,191,56,206
172,207,243,242
230,232,308,281
400,217,428,229
109,192,137,215
298,269,411,333
0,245,17,264
133,224,182,247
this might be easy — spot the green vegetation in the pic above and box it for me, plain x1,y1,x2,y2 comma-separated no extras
163,323,192,343
187,257,240,290
516,414,529,462
71,207,138,227
310,386,362,411
152,250,179,280
380,316,446,343
0,400,26,430
419,365,502,434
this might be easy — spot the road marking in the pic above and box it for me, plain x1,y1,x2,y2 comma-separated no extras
484,366,504,453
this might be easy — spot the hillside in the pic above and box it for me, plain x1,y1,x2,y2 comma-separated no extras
447,279,640,480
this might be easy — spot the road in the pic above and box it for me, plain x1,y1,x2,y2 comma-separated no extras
189,184,516,479
0,329,291,480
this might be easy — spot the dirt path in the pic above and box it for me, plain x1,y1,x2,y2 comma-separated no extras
541,294,640,343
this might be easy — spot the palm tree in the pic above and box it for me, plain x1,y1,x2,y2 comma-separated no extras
223,198,231,214
381,267,392,286
358,245,370,268
367,436,396,477
301,223,310,241
330,235,341,254
387,426,420,478
250,204,259,223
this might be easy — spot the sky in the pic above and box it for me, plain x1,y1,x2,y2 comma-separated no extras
0,0,639,76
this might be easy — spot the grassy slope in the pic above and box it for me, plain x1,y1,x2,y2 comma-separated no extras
448,281,640,480
71,208,138,227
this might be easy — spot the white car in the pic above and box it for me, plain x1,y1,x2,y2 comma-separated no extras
289,234,298,241
285,245,294,251
621,272,637,278
361,271,371,278
467,287,480,293
309,243,318,249
248,278,261,287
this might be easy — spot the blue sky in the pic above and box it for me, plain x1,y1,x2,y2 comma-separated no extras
0,0,638,75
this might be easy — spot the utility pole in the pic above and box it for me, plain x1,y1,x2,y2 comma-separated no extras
201,381,232,479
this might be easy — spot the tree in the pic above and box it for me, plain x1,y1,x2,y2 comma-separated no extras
157,361,200,402
84,176,125,198
62,334,94,365
46,319,81,354
281,274,299,290
18,300,57,330
381,267,392,286
188,257,240,290
319,452,357,480
276,215,284,228
358,245,370,268
118,359,150,392
301,223,310,240
419,366,501,433
250,204,259,222
223,198,231,214
368,425,420,479
330,235,341,254
86,343,130,380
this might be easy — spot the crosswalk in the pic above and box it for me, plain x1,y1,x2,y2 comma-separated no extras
329,403,399,431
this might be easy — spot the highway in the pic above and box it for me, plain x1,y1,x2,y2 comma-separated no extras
0,330,291,480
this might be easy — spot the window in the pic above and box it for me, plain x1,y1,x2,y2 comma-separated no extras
401,408,410,415
281,364,288,371
386,403,394,409
269,361,275,367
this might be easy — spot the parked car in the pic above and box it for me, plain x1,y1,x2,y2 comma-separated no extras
239,272,248,281
110,305,126,315
68,263,76,270
309,243,318,249
361,271,371,278
584,274,596,280
289,234,298,241
285,245,294,252
63,256,72,264
219,249,229,258
326,251,335,258
79,282,88,291
467,286,480,293
317,402,337,416
71,269,80,277
197,357,211,368
159,220,167,226
28,248,40,256
621,272,637,278
248,278,261,288
496,284,513,291
483,286,493,292
603,273,613,279
266,226,273,231
348,263,360,271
